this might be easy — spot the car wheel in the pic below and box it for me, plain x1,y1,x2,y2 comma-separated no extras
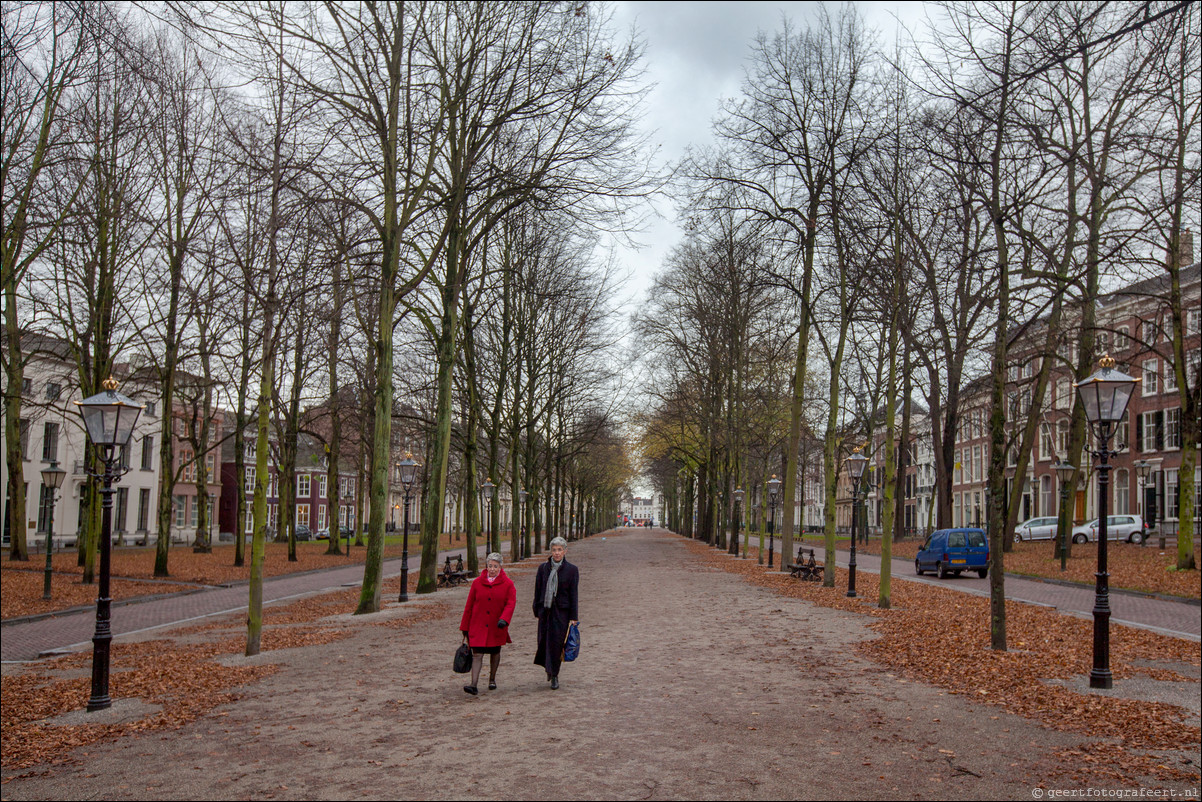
1013,532,1023,543
937,561,948,579
915,559,923,576
1128,531,1144,545
954,570,962,577
977,568,988,578
1073,533,1087,544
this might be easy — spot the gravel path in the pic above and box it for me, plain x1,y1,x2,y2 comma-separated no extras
2,529,1194,800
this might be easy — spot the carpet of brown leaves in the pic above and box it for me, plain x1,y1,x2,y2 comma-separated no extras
0,569,453,775
790,535,1202,600
0,570,196,620
685,538,1201,788
0,532,485,620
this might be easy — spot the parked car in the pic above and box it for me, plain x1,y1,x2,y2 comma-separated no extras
1070,515,1147,544
315,528,329,540
294,525,313,542
1013,516,1060,542
915,527,990,579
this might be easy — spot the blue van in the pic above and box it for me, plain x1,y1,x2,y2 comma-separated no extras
915,528,989,579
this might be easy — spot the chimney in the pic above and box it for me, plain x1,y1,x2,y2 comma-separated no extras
1181,229,1194,267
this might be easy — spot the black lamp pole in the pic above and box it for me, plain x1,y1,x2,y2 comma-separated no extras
1134,459,1151,548
732,487,744,557
76,377,144,712
481,477,495,559
1076,355,1137,690
1054,460,1075,572
847,450,868,599
398,454,418,603
41,461,66,600
767,475,780,568
519,488,528,561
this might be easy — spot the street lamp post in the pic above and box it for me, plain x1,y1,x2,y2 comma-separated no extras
1054,460,1075,572
481,477,495,558
41,461,66,600
397,454,418,603
847,449,868,599
1076,355,1138,690
518,488,528,561
767,475,781,569
75,377,144,712
732,487,744,557
1134,459,1151,548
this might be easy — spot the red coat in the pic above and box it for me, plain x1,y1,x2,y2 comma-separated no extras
459,569,517,648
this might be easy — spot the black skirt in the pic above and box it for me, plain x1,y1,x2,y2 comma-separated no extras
471,645,501,655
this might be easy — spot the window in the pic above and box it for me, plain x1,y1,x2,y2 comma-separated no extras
245,508,254,534
245,467,256,493
1041,475,1052,516
1115,412,1129,452
36,483,54,533
296,503,310,528
22,377,32,395
1114,326,1129,351
45,382,61,401
205,453,216,482
316,505,327,530
1056,419,1069,456
145,400,156,417
298,474,311,497
19,418,30,460
318,475,327,499
138,489,150,531
953,494,961,527
181,450,195,483
973,445,982,484
1113,469,1128,515
1165,407,1181,449
189,499,199,528
1040,424,1053,461
115,487,129,532
268,473,278,498
174,495,187,527
1056,378,1070,410
1164,360,1177,393
141,434,154,470
1143,359,1159,395
1165,468,1179,521
1138,411,1161,452
954,453,962,485
1188,309,1200,337
119,443,130,470
42,422,59,462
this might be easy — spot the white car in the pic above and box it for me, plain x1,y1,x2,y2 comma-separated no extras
1070,515,1148,544
1013,516,1060,542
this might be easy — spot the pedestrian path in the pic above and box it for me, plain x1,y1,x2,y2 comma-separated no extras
0,542,508,662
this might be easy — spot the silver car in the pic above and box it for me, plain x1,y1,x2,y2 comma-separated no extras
1013,516,1060,543
1070,515,1147,544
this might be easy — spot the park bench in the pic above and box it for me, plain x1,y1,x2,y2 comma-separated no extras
438,555,469,588
789,548,824,582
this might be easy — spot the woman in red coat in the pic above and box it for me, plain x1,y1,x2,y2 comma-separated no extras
459,553,517,695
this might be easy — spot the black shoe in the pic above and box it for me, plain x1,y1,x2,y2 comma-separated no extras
488,682,497,691
463,685,478,695
550,676,559,690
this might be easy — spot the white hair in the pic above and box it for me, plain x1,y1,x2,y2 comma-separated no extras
549,537,567,548
486,552,503,565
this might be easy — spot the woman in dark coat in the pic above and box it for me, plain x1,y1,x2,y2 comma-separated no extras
459,553,517,695
532,537,578,690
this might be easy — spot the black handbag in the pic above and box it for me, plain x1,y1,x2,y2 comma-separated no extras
453,643,472,673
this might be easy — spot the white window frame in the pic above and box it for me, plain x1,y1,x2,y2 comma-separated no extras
298,474,311,498
1143,359,1159,396
1165,407,1181,450
319,475,327,499
1164,360,1177,393
297,503,310,528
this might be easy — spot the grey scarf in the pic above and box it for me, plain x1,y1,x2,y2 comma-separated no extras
543,558,562,609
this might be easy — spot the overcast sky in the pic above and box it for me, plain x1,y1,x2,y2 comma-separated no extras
604,1,926,322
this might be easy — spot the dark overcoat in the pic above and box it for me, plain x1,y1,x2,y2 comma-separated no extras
532,557,579,677
459,570,517,649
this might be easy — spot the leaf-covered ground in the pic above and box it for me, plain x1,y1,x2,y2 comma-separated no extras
0,571,444,774
684,538,1201,788
1,532,485,620
798,535,1201,599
